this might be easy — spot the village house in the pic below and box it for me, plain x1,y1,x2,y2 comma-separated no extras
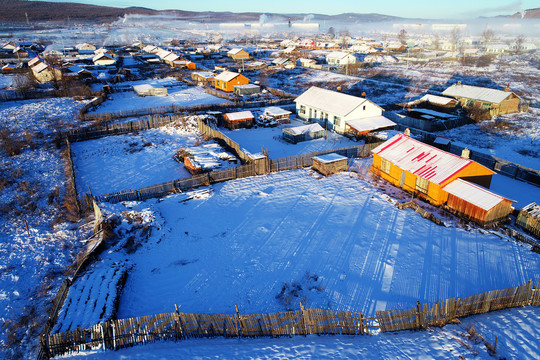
191,71,215,86
93,53,116,66
371,133,514,225
441,82,527,118
294,86,395,135
31,61,62,83
227,48,250,60
326,51,356,66
223,110,254,129
214,71,249,92
272,57,295,69
516,202,540,239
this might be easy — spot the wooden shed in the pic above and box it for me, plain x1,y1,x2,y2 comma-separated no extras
233,84,260,96
282,123,325,144
223,111,254,130
516,202,540,239
312,153,348,176
442,178,515,226
264,106,292,124
371,133,495,206
191,71,215,86
227,48,250,60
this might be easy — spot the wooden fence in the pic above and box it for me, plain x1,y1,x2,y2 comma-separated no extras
41,280,539,358
376,280,538,332
43,304,372,358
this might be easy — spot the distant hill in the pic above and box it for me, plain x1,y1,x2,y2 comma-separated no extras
0,0,401,24
512,8,540,18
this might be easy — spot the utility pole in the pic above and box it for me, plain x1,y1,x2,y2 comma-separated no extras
25,12,29,26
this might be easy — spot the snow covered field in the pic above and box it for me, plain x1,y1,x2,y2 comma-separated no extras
89,83,229,114
63,163,538,327
59,306,540,360
222,118,361,158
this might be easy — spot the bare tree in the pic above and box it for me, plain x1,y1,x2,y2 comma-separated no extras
514,34,525,54
327,27,336,39
481,29,495,49
433,35,440,50
398,29,408,45
450,27,461,52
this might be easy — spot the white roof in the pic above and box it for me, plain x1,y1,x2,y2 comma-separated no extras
28,57,42,67
443,178,511,211
346,116,396,133
442,84,517,104
295,87,379,118
156,49,170,59
521,202,540,218
68,65,86,74
264,106,292,116
372,133,493,185
313,153,347,164
93,53,115,62
215,71,241,82
193,71,215,78
234,84,259,89
164,53,180,61
33,62,48,73
225,111,254,121
418,94,456,106
227,48,245,55
326,51,353,60
285,123,324,135
133,84,154,92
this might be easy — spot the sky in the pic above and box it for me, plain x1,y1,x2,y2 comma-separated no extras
37,0,537,19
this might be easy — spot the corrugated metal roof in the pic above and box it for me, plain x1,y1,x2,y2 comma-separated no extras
264,106,291,116
372,133,494,185
225,111,253,121
295,86,373,118
442,84,517,104
443,178,511,211
227,48,244,55
346,115,396,133
215,71,241,82
33,62,48,73
419,94,456,106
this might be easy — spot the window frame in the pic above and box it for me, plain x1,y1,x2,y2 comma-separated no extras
415,176,429,194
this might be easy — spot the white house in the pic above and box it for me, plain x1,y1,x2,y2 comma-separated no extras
326,51,356,66
93,53,116,66
294,86,395,134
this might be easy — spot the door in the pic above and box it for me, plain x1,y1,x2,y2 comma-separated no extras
400,171,406,188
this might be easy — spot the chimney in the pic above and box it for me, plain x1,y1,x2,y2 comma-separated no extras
361,91,366,98
505,83,510,91
457,81,462,86
404,128,411,137
336,85,342,91
461,147,470,159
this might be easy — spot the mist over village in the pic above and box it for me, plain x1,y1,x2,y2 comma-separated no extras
1,0,540,359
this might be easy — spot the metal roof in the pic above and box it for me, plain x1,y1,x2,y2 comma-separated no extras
521,202,540,218
284,123,324,135
443,178,511,211
215,71,241,82
313,153,347,164
264,106,291,116
33,62,48,73
295,86,375,118
372,133,494,185
442,84,517,104
326,51,353,60
346,115,396,133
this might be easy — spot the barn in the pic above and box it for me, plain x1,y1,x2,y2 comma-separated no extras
371,133,496,206
214,71,249,93
442,83,527,118
312,153,348,176
223,111,254,130
516,202,540,239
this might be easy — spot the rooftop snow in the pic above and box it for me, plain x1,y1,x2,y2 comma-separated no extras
264,106,292,117
215,71,241,82
225,111,254,121
285,123,324,135
442,84,516,104
32,62,48,73
346,116,396,133
227,48,244,55
408,94,457,106
372,133,494,185
313,153,347,163
443,178,512,210
326,51,352,60
295,87,372,118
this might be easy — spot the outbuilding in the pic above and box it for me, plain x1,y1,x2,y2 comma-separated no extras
264,107,292,124
133,84,168,96
282,123,325,144
516,202,540,239
233,84,260,96
223,111,254,130
312,153,348,176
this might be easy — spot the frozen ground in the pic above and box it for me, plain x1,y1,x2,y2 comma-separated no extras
90,84,229,114
58,306,540,360
71,122,239,197
62,162,539,328
490,174,540,208
221,118,361,158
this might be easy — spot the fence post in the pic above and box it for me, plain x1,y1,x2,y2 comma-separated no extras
235,304,242,338
299,302,308,335
416,300,423,329
174,304,184,340
39,334,51,359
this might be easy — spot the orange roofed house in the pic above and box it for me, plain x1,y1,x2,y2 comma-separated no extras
371,133,514,225
214,71,249,92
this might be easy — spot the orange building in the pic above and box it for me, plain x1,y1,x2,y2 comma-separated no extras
214,71,249,93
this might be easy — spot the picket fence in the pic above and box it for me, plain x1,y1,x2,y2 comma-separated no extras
40,280,539,358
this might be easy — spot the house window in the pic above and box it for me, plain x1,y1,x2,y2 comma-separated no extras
216,80,220,87
415,177,429,194
465,99,474,107
334,116,341,127
299,105,306,114
363,105,366,110
482,102,491,110
381,158,391,174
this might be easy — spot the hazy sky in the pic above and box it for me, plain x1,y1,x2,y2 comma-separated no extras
38,0,535,19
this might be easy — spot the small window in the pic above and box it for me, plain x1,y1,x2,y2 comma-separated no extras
363,105,366,110
381,158,391,174
482,102,491,110
415,177,429,194
334,116,341,127
465,99,474,107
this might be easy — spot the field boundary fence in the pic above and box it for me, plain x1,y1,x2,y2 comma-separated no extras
40,280,539,358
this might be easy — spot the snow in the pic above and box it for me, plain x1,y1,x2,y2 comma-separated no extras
57,306,540,360
346,115,396,133
225,110,253,121
221,119,358,158
295,86,372,117
90,85,229,114
313,153,347,163
442,83,514,104
443,178,510,210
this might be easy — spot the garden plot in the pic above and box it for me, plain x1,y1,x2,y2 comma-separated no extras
79,162,540,323
221,118,360,158
71,123,238,197
89,83,229,114
59,306,540,360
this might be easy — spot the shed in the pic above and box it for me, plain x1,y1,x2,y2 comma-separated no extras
191,71,215,86
133,84,168,96
264,106,292,124
371,133,495,206
234,84,260,96
223,111,254,130
345,115,396,137
282,123,325,144
516,202,540,239
442,178,515,226
312,153,348,176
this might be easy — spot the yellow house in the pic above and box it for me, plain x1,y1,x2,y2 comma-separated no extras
371,133,495,206
214,71,249,92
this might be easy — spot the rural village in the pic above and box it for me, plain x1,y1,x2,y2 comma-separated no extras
0,2,540,359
